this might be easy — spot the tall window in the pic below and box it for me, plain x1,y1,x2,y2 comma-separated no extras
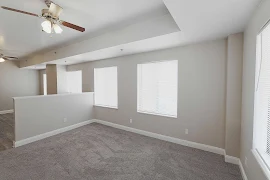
254,22,270,169
137,60,178,118
67,71,82,93
43,74,47,95
94,66,118,108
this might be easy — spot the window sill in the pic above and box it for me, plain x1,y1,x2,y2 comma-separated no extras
252,149,270,179
94,105,118,110
137,110,177,118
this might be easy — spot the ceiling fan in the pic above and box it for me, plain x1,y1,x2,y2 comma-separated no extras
1,0,85,34
0,53,18,62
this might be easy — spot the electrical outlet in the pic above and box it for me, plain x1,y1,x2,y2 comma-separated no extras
63,118,67,123
130,119,133,123
245,157,248,167
185,129,189,135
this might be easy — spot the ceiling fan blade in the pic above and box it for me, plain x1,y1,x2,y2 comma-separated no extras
60,21,85,32
1,6,39,17
3,56,18,60
48,2,63,18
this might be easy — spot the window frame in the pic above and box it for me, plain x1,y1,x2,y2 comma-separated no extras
253,18,270,180
137,60,178,118
94,66,118,109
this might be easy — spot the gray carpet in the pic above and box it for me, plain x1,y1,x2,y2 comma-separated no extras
0,113,14,151
0,123,242,180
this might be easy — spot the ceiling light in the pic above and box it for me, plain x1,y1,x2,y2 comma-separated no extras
53,24,63,34
41,20,52,34
0,58,5,62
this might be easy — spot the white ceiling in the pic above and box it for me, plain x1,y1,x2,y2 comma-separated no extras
163,0,261,42
1,0,262,68
0,0,168,57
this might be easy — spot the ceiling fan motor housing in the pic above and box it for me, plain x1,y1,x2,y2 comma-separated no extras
42,9,58,21
45,0,51,8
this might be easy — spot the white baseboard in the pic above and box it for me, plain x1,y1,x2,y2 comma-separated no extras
92,119,225,155
239,160,248,180
14,120,95,147
224,155,248,180
225,155,240,165
0,109,14,115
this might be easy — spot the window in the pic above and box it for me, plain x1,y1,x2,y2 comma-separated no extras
67,71,82,93
254,22,270,171
94,66,118,108
43,74,47,95
137,60,178,118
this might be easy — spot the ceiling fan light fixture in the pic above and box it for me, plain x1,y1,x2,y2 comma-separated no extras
53,24,63,34
0,58,5,62
41,20,52,34
2,4,85,33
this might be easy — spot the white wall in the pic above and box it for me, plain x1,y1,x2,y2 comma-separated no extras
0,61,39,111
68,39,227,149
14,93,94,141
56,65,68,94
241,0,270,179
39,70,46,95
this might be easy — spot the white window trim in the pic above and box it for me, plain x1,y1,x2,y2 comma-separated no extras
253,18,270,180
94,104,118,109
137,60,178,118
137,110,177,118
252,149,270,180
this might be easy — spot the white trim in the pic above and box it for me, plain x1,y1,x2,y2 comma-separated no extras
14,120,95,147
94,105,118,109
252,149,270,180
239,160,248,180
0,109,14,114
137,110,177,118
93,119,225,155
223,155,249,180
225,155,240,165
13,92,94,100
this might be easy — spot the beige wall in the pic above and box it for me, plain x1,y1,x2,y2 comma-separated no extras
0,61,39,111
225,33,243,157
46,64,57,95
241,0,270,179
43,65,68,95
68,39,227,148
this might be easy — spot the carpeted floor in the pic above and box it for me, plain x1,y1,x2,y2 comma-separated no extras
0,123,242,180
0,113,14,151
